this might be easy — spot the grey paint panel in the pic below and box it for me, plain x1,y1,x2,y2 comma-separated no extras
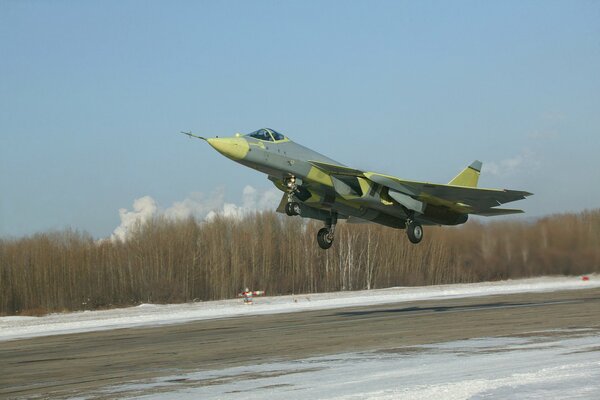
388,189,426,214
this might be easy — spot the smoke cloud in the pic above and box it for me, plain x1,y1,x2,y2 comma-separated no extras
110,186,281,242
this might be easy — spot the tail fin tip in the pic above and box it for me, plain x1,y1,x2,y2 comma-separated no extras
469,160,482,172
448,160,482,187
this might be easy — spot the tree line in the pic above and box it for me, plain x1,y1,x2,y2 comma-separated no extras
1,209,599,316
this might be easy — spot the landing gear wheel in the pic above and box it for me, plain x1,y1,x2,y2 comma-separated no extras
285,202,300,216
406,221,423,244
317,228,334,249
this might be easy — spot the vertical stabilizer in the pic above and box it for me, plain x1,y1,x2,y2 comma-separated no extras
448,160,482,187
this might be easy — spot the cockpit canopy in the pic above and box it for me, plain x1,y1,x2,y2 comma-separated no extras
246,128,286,142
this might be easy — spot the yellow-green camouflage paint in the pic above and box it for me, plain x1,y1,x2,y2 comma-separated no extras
416,193,473,213
304,190,322,204
207,138,250,160
307,166,334,187
357,177,370,196
448,166,480,187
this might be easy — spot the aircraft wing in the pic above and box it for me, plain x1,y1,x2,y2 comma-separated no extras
365,172,532,212
307,161,532,215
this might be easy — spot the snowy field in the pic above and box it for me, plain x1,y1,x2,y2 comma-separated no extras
95,328,600,400
1,275,597,342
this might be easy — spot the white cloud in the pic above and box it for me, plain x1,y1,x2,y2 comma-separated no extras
483,150,540,178
110,186,282,242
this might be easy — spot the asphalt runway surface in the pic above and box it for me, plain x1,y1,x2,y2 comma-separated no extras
2,288,599,399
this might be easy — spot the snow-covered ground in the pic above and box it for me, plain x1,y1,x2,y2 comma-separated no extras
1,275,598,342
97,328,600,400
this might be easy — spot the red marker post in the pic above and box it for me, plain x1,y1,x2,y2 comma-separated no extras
238,288,266,305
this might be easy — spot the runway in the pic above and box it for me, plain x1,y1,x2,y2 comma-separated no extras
2,287,599,399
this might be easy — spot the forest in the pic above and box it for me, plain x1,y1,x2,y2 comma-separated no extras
1,209,599,316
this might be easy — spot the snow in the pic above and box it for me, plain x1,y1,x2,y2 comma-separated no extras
96,328,600,399
1,275,598,342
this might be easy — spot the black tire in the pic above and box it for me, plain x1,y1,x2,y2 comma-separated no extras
285,202,301,216
285,203,293,216
290,202,301,216
407,222,423,244
317,228,334,249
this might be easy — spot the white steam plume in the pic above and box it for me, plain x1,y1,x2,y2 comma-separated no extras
111,196,158,242
110,186,281,242
483,150,540,177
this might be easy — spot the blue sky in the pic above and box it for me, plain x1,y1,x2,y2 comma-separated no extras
1,1,599,238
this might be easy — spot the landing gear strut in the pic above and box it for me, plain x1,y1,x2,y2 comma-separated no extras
317,212,337,250
284,176,301,216
406,219,423,244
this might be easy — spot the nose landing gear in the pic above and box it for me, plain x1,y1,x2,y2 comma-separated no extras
283,176,301,216
285,202,301,216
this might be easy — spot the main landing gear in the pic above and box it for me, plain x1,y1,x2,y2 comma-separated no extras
317,212,337,250
283,175,336,249
406,219,423,244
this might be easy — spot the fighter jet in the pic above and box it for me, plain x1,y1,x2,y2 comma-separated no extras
182,128,532,249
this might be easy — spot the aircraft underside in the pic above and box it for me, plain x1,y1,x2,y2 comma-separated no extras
278,175,468,249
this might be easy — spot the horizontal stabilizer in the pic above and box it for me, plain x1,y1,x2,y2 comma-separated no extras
472,208,525,217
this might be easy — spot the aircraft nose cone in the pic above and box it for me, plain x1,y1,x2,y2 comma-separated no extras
207,137,250,160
